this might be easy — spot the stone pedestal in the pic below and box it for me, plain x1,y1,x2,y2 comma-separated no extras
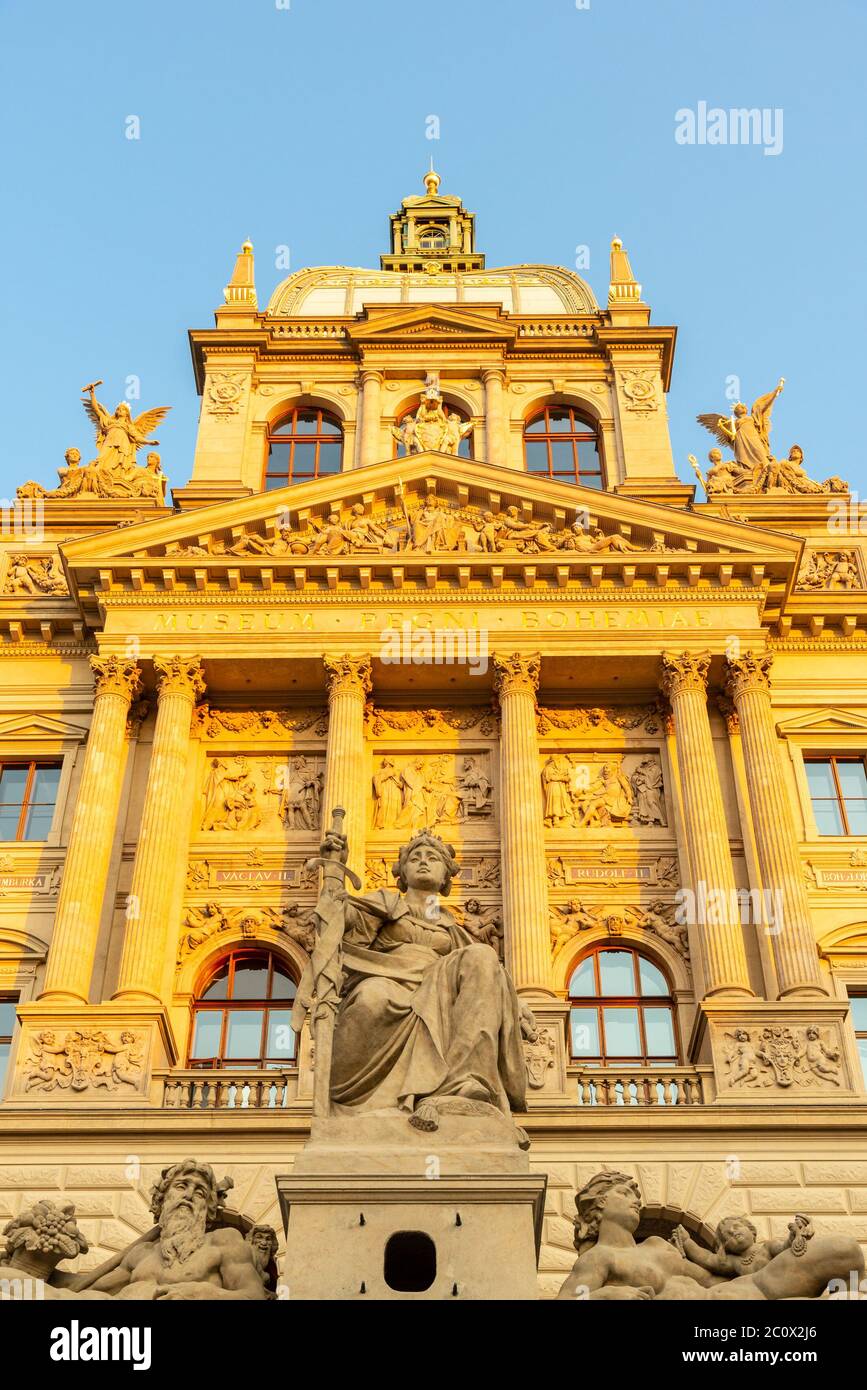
277,1113,546,1300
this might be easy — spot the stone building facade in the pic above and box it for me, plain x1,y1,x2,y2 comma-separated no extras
1,172,866,1298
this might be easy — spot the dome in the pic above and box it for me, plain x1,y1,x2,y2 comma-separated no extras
265,264,599,318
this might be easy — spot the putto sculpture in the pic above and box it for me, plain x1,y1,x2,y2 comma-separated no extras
291,810,534,1139
16,381,170,501
556,1171,863,1300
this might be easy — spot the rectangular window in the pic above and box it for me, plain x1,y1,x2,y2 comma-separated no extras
0,762,61,842
0,997,18,1098
805,756,867,836
850,993,867,1090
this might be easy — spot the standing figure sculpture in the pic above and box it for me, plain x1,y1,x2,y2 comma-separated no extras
291,821,533,1138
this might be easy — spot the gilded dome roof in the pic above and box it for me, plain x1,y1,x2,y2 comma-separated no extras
265,264,599,318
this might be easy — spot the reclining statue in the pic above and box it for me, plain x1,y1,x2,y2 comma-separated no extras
557,1171,864,1301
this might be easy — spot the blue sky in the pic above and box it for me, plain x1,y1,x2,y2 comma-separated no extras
1,0,865,498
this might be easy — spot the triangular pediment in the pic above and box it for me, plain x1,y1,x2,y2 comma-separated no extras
0,713,88,743
61,454,801,569
345,303,516,344
776,708,867,736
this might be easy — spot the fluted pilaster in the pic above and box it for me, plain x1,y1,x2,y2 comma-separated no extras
494,652,553,994
323,654,371,880
660,651,753,997
724,651,826,998
40,656,142,1004
114,656,205,1003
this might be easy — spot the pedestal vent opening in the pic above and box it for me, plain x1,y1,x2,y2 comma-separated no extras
384,1231,437,1292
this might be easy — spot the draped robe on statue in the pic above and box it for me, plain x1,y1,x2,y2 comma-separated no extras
328,889,527,1117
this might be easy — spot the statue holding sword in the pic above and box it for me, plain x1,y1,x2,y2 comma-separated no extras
292,816,534,1138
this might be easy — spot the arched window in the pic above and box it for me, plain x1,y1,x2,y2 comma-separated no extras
393,402,474,458
265,407,343,489
418,226,447,250
523,405,602,488
189,950,297,1069
568,946,677,1063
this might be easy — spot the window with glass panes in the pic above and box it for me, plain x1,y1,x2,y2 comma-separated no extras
0,996,17,1097
264,408,343,489
804,756,867,835
523,406,603,487
850,993,867,1089
189,951,297,1069
568,947,678,1063
0,762,61,841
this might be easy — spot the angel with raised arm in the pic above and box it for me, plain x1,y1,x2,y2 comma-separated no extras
82,382,170,476
696,379,784,488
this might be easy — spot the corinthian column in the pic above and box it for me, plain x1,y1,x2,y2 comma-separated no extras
724,652,826,997
660,652,753,997
323,655,371,880
359,370,383,467
40,656,142,1004
483,369,507,468
493,652,553,995
114,656,205,1004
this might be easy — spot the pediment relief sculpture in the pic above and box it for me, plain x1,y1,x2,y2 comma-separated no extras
542,753,667,829
694,379,848,496
556,1171,863,1301
371,753,493,832
151,494,702,563
17,383,170,502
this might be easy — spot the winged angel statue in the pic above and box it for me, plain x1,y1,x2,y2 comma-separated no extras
16,382,170,501
692,378,846,496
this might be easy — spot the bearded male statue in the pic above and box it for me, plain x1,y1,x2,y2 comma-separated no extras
80,1160,268,1300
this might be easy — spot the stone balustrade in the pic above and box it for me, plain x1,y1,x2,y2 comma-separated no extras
572,1064,710,1107
159,1069,297,1110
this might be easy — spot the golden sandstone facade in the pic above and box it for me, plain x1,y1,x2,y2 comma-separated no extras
1,172,867,1298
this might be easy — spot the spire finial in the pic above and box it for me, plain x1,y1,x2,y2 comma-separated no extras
424,162,441,196
223,238,258,308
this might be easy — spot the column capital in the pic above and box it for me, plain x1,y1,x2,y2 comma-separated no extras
324,653,372,700
90,654,142,703
723,650,774,700
154,655,206,701
359,368,384,386
659,649,711,699
482,368,506,385
493,652,540,699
